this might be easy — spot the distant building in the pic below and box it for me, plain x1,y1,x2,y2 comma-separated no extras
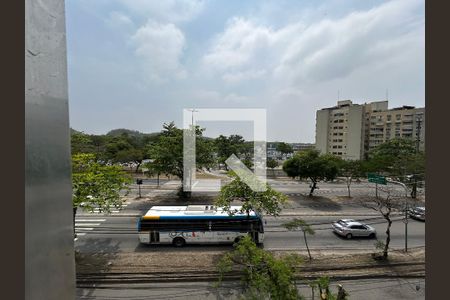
315,100,425,160
266,142,315,160
291,143,315,152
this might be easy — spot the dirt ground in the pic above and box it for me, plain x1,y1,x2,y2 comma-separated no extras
76,246,425,280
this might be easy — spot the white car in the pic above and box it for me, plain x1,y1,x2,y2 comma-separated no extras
332,219,377,239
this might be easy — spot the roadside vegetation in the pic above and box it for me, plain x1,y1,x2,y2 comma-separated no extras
71,124,425,282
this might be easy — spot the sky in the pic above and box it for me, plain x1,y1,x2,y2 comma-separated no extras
66,0,425,143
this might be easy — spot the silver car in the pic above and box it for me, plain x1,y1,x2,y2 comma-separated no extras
332,219,377,239
408,207,425,221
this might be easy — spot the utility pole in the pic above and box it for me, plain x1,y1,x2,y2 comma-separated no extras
411,116,422,199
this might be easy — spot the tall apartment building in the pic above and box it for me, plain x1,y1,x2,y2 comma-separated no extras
315,100,425,160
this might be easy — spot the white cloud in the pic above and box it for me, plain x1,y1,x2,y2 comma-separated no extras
104,11,135,36
130,21,186,83
223,93,250,104
222,69,267,84
117,0,205,23
190,90,250,105
203,0,423,87
203,18,275,72
106,11,134,28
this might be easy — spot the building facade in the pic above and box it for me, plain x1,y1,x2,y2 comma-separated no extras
315,100,425,160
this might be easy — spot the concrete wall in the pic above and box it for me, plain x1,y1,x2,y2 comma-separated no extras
25,0,75,299
315,110,329,154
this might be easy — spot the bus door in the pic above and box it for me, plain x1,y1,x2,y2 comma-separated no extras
250,231,259,243
150,231,160,243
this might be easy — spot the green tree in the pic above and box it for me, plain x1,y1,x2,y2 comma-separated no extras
283,149,340,196
215,134,246,170
142,159,166,187
367,138,425,198
114,148,145,172
72,153,132,237
282,218,315,261
309,277,348,300
338,159,365,198
148,122,215,198
367,138,418,178
71,129,95,154
216,173,288,218
216,236,303,300
72,153,132,212
267,158,279,177
276,142,293,156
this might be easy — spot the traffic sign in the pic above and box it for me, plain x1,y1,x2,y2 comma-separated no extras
368,173,387,185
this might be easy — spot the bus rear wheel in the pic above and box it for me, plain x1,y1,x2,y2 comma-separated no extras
173,237,186,247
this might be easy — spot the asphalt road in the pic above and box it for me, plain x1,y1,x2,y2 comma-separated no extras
74,213,425,253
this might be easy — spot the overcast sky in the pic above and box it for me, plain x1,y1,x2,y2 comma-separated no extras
66,0,424,142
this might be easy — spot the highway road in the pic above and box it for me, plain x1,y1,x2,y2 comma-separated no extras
74,213,425,254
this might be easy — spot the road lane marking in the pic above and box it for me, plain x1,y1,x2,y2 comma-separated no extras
75,219,106,222
75,223,101,226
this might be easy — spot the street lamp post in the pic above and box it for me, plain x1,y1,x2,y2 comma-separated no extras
187,109,198,193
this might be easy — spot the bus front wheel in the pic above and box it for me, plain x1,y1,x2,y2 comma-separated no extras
173,237,186,247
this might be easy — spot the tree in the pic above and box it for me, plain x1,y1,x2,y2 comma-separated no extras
338,159,365,198
359,185,405,259
71,129,95,154
276,142,293,155
367,138,421,179
309,277,349,300
216,236,303,300
367,138,425,199
282,218,315,261
148,122,215,198
72,153,132,237
142,159,166,187
115,148,145,172
283,149,340,196
215,173,288,219
72,153,132,212
215,134,246,170
267,158,279,177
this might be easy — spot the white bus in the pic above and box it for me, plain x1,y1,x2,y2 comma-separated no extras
137,205,264,247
